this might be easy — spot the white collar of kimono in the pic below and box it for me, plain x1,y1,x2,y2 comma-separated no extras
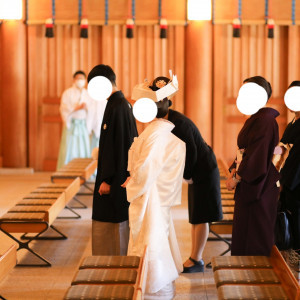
140,119,175,137
236,82,268,116
151,118,175,132
284,86,300,111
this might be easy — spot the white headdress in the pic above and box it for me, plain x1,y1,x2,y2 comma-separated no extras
131,70,179,102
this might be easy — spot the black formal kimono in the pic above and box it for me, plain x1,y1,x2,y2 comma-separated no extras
168,109,222,224
231,107,280,256
92,91,138,223
279,117,300,250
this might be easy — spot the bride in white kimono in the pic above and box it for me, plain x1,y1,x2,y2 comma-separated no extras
124,93,185,299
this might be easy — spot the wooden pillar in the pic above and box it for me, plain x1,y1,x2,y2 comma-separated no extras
0,20,27,167
185,21,212,145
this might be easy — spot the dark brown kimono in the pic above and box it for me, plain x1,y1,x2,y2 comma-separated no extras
279,118,300,250
230,107,280,256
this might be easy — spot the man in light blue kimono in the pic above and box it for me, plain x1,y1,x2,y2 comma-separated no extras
56,70,91,170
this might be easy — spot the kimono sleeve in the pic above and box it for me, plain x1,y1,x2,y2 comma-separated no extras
172,121,197,180
60,90,75,128
281,135,300,189
126,140,163,203
229,159,237,173
237,117,278,183
100,102,135,185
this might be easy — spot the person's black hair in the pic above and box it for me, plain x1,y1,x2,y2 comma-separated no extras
288,80,300,88
243,76,272,99
73,70,86,78
149,76,170,91
149,76,173,118
156,98,170,118
87,64,116,86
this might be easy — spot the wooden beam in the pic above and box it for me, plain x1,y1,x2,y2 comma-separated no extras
1,21,27,167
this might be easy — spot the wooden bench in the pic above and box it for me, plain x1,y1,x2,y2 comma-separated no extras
51,158,97,186
0,245,17,300
51,158,97,208
212,246,300,300
29,178,81,218
207,159,235,266
217,158,230,179
64,247,148,300
0,179,80,267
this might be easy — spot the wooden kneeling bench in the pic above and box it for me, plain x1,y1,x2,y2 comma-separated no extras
217,285,289,300
0,244,17,282
0,245,17,300
51,159,96,207
0,192,67,267
79,255,141,270
64,248,148,300
208,213,233,260
37,177,80,204
27,178,82,218
212,246,300,300
65,285,135,300
51,158,97,185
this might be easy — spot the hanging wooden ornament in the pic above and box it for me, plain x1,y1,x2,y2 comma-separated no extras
126,0,135,38
159,0,167,39
267,19,274,38
232,18,241,38
45,0,55,38
45,18,54,38
80,18,88,38
79,0,88,38
232,0,241,38
126,18,134,38
160,18,168,39
265,0,274,38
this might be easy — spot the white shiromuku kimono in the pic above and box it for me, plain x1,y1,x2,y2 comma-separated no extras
126,119,185,299
57,85,91,170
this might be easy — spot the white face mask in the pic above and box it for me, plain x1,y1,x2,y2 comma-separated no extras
75,79,86,89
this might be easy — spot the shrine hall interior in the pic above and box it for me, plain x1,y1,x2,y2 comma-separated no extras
0,1,300,300
1,0,300,171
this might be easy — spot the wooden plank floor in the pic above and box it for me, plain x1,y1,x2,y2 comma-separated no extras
0,172,230,299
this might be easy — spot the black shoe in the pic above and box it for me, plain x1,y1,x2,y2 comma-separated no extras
182,257,204,273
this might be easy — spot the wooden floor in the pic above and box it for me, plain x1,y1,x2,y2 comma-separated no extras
0,172,229,299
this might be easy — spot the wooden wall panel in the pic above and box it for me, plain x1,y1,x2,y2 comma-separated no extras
0,21,27,167
28,24,103,170
0,26,2,162
27,24,185,170
85,0,106,22
213,24,289,166
215,0,298,24
28,0,51,22
56,0,79,21
28,0,186,24
185,21,213,145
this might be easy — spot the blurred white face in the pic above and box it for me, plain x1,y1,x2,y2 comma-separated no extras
74,74,86,89
284,86,300,112
133,98,158,123
236,82,268,115
87,76,113,101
